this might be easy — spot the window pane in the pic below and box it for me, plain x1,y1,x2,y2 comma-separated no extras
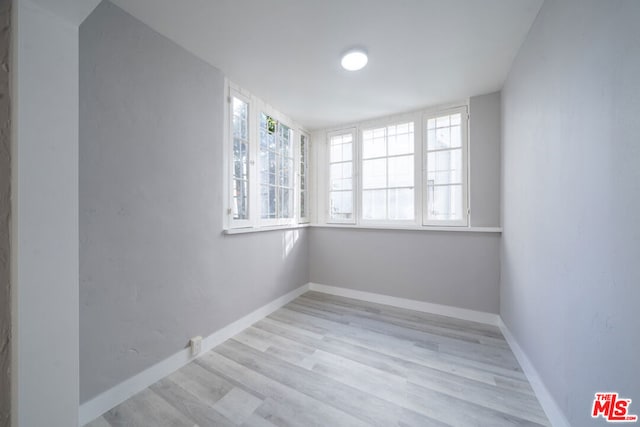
388,131,413,156
361,122,415,222
427,149,462,185
232,179,248,220
427,184,463,221
330,191,353,220
231,96,250,224
436,115,450,128
279,188,292,218
450,125,461,148
427,113,463,150
388,188,414,220
362,189,386,220
362,158,386,189
362,132,386,159
260,185,277,219
342,142,352,161
329,132,354,222
232,97,248,140
268,150,277,185
388,155,414,187
233,139,248,179
280,158,293,187
299,134,309,219
330,143,343,162
330,163,352,190
279,124,291,158
436,127,450,149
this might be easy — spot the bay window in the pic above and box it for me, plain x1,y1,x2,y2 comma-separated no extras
323,105,468,228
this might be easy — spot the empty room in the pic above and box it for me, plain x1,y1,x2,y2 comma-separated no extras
2,0,639,426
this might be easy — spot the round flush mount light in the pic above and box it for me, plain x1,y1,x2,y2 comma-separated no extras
341,49,368,71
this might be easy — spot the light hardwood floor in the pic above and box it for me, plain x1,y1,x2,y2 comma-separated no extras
86,291,550,426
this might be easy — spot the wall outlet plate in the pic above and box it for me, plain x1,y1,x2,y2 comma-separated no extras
189,336,202,356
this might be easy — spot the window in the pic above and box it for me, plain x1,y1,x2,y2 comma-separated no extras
226,83,308,231
423,107,468,226
361,122,415,221
259,113,294,222
321,105,469,228
328,129,356,223
299,132,310,222
231,95,250,222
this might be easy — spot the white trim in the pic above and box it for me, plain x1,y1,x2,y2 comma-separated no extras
308,283,500,326
498,320,571,427
79,283,310,425
310,223,501,233
224,223,310,235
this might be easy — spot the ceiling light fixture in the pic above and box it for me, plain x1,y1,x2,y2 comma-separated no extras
341,49,368,71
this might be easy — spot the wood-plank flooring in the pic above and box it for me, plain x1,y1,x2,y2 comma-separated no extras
86,291,550,426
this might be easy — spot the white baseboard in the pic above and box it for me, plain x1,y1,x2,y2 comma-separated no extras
498,319,571,427
308,282,501,326
79,283,310,426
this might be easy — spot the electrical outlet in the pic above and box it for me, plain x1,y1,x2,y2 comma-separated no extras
189,336,202,356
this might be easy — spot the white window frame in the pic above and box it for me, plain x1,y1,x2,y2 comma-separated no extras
298,130,311,224
257,111,296,227
359,116,421,226
326,128,357,224
422,106,469,227
225,82,307,231
228,88,253,229
318,104,470,229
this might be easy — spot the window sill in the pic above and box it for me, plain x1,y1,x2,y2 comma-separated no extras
224,223,311,235
310,223,502,233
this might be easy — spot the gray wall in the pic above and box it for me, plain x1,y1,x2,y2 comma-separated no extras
501,0,640,425
470,92,501,227
310,228,500,313
0,1,9,426
80,2,308,402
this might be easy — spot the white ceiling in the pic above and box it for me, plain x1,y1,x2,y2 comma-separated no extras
109,0,543,130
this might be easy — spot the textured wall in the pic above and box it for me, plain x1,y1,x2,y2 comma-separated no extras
79,2,308,402
501,0,640,425
0,1,9,426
